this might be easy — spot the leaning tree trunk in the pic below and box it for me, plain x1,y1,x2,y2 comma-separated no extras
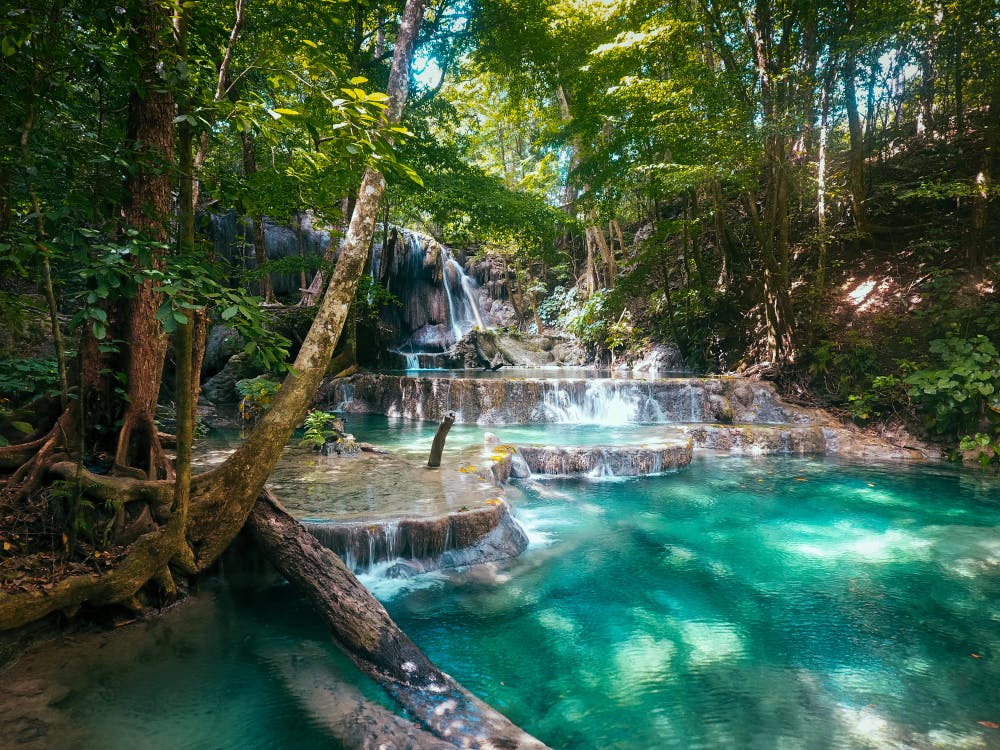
185,0,428,570
249,492,549,750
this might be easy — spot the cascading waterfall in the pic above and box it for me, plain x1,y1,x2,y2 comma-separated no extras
453,258,487,331
441,248,489,344
373,226,495,353
534,380,675,425
440,255,465,342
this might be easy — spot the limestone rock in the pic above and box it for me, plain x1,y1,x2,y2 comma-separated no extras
631,343,689,374
516,443,692,477
201,353,261,404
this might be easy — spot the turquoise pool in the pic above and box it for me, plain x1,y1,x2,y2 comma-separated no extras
6,451,998,749
378,456,1000,749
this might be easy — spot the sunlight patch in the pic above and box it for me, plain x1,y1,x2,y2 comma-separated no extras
611,634,676,700
681,621,745,666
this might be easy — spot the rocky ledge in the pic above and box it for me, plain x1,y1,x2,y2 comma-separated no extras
681,423,931,461
322,372,801,425
514,442,692,477
305,501,528,577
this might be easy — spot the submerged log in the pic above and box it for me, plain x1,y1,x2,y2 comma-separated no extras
248,490,549,750
266,646,459,750
426,413,455,468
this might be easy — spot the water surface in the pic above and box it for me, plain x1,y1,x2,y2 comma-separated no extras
379,456,1000,749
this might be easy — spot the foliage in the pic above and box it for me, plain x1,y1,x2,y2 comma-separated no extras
563,290,610,349
0,357,61,402
298,410,344,450
958,432,1000,467
236,376,282,424
846,375,906,423
904,336,1000,438
355,275,400,324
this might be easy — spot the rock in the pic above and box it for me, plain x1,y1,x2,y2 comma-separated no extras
682,424,828,454
196,402,241,430
201,324,243,377
709,394,734,423
631,343,689,374
200,353,261,404
550,338,587,365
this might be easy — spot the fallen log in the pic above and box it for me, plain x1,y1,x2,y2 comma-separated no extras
248,489,549,750
265,645,460,750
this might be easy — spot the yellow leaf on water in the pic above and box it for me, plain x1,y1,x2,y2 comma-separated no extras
978,721,999,729
2,541,11,551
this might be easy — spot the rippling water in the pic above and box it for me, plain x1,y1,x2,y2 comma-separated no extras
379,456,1000,750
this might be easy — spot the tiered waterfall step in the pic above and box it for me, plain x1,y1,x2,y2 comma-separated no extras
324,373,803,425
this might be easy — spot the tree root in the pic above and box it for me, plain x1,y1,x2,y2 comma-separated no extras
0,436,48,471
0,526,175,631
47,461,172,516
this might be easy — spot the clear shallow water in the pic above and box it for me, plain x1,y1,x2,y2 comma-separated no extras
378,456,1000,750
1,580,389,750
340,413,678,457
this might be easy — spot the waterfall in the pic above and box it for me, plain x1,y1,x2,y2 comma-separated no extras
452,257,488,331
335,382,355,410
536,380,663,425
440,256,465,343
404,353,419,370
441,250,489,343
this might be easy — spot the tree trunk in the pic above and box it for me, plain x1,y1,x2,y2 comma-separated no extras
185,0,430,569
241,132,275,303
969,75,1000,266
114,0,176,480
427,413,455,468
248,492,549,750
844,48,870,235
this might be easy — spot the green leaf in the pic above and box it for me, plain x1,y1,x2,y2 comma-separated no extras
92,321,107,339
273,108,301,116
10,421,33,434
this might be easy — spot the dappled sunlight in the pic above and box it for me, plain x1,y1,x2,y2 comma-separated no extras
680,621,745,666
777,522,933,564
610,633,676,700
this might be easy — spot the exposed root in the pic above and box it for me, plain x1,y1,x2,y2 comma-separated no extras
0,526,175,631
47,462,172,514
114,413,175,482
2,413,74,500
0,436,48,471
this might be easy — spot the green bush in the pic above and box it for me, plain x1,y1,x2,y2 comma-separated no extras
0,357,61,402
236,376,282,425
904,335,1000,438
298,409,344,450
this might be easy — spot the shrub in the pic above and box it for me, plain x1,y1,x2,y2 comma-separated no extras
904,335,1000,438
